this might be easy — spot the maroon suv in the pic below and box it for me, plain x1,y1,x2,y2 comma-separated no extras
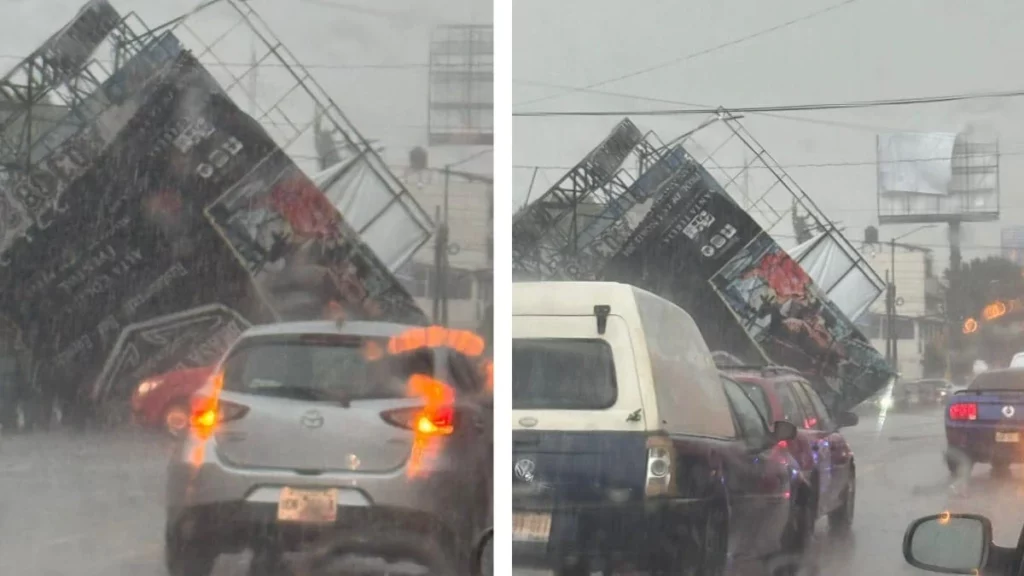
722,364,859,542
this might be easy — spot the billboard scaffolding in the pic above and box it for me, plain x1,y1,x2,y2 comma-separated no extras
877,133,1000,224
428,24,493,146
165,0,433,268
511,119,669,279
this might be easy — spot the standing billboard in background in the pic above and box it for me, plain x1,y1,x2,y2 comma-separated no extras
0,52,425,406
1002,227,1024,267
602,152,893,411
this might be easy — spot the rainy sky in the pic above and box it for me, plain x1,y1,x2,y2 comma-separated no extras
512,0,1024,268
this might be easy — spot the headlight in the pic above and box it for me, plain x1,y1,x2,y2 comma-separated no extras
137,379,164,396
879,396,894,410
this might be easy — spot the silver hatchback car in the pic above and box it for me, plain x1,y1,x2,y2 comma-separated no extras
164,320,493,576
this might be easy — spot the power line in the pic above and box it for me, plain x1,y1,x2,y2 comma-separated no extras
513,87,1024,117
514,0,861,109
514,79,913,133
513,150,1024,172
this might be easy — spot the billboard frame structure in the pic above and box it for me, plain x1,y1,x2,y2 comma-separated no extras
511,118,665,278
875,134,1000,225
427,24,493,146
690,109,886,313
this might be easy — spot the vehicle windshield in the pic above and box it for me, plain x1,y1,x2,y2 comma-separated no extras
512,338,617,409
222,336,433,401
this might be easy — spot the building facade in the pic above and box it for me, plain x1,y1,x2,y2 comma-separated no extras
394,156,493,332
857,243,946,380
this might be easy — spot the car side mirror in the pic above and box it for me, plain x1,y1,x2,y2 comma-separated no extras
903,513,991,574
836,411,859,429
772,420,797,443
472,527,493,576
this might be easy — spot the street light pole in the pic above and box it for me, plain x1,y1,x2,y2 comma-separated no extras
883,224,937,376
432,148,492,327
890,237,898,372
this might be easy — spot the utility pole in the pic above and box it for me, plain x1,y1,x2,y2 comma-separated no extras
884,269,892,367
889,237,898,372
441,165,451,326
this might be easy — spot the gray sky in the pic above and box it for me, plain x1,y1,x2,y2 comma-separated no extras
512,0,1024,270
0,0,492,173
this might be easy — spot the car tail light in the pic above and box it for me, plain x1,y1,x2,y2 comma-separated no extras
190,395,249,438
645,435,677,497
949,402,978,421
381,405,455,436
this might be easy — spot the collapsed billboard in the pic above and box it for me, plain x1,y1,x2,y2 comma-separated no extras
601,150,892,411
0,32,185,257
0,52,425,404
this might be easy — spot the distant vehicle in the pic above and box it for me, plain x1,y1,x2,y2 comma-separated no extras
945,367,1024,477
1010,352,1024,368
131,365,215,437
511,281,802,576
722,365,859,539
164,320,493,576
895,378,954,409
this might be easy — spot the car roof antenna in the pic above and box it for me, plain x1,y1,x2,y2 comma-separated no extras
594,305,610,335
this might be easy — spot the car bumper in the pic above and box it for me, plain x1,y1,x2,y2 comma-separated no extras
166,436,486,551
511,497,709,571
947,424,1024,463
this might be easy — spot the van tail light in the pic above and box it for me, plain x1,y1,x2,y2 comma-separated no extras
190,395,249,438
382,405,455,436
645,435,677,497
949,402,978,421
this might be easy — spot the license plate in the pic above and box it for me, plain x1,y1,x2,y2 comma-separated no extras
512,512,552,542
996,432,1020,443
277,487,338,523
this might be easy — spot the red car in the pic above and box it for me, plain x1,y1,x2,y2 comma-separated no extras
131,365,215,436
722,364,859,543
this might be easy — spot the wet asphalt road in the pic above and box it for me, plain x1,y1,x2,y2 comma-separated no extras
0,428,427,576
5,409,1024,575
513,407,1024,575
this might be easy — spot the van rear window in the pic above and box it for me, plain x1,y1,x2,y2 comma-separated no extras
513,339,617,409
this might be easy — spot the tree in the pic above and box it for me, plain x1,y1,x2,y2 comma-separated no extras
945,256,1024,320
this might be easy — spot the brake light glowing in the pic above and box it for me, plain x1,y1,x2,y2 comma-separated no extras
387,326,486,357
383,404,455,436
949,402,978,421
188,371,248,438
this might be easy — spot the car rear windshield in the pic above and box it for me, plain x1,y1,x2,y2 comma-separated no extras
222,334,435,401
969,371,1024,391
513,338,617,410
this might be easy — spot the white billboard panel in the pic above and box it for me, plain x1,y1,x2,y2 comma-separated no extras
878,132,999,223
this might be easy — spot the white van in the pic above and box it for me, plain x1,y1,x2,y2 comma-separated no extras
511,281,798,576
